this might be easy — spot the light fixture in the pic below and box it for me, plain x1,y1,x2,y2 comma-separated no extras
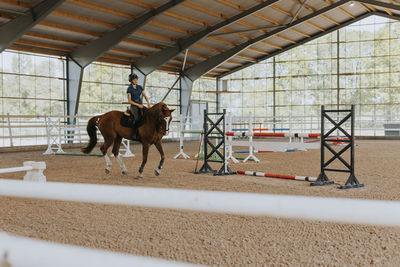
349,1,355,7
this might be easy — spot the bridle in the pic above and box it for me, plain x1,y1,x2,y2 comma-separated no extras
164,115,171,135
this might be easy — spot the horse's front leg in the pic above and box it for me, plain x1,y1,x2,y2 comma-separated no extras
138,144,150,179
154,141,165,176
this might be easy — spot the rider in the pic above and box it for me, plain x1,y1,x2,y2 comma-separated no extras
127,73,151,139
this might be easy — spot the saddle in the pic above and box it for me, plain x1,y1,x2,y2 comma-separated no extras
120,107,147,140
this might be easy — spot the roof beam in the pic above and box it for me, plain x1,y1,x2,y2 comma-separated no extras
373,10,400,20
217,0,299,49
181,2,281,55
184,0,351,81
357,0,400,12
132,0,280,75
68,0,184,68
0,0,65,53
219,11,372,78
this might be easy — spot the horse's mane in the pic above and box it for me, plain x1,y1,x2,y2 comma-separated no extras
146,102,167,117
145,102,167,131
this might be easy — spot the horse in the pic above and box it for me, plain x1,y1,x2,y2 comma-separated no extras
81,102,175,179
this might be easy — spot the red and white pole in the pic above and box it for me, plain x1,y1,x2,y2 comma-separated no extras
236,170,317,182
226,132,320,138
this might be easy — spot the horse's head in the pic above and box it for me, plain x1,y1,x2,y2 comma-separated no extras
158,103,175,135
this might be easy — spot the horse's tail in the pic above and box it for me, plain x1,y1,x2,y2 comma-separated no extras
81,116,100,154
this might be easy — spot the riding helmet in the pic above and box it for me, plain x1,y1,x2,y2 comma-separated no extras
129,73,139,82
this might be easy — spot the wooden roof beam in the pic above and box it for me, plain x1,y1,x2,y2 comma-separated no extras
324,0,356,19
256,3,312,38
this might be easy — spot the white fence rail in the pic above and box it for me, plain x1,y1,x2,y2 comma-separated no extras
1,113,400,148
0,179,399,227
0,114,133,156
0,232,195,267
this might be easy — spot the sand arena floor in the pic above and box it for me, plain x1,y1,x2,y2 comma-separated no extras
0,140,399,266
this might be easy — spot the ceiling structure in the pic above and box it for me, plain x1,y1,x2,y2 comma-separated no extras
1,0,400,78
1,0,400,117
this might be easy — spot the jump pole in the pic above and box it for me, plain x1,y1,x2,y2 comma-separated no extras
55,153,103,157
226,132,320,138
237,170,317,182
234,149,296,153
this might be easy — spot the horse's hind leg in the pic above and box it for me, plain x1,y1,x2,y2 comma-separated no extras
100,137,113,174
154,141,165,176
112,136,127,175
138,144,150,179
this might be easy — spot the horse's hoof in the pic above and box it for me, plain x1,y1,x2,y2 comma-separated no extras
105,169,110,174
155,169,161,176
122,171,128,175
137,174,143,179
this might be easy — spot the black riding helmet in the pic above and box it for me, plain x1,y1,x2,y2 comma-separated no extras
129,73,139,82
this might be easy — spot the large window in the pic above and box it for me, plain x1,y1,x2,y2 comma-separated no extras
78,62,130,116
146,71,180,113
0,50,65,116
220,15,400,135
192,77,217,113
0,51,65,146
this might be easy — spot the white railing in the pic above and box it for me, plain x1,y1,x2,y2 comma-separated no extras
0,114,182,148
231,114,400,137
0,114,133,156
2,114,400,148
0,179,399,226
0,232,193,267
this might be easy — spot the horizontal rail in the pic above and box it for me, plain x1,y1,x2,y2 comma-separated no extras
0,179,399,226
0,135,48,139
324,109,352,112
0,166,32,174
0,232,191,267
226,132,320,138
0,125,47,128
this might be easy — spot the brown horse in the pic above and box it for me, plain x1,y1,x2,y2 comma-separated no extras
82,102,174,179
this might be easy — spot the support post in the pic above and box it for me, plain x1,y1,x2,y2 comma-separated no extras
180,75,193,117
216,78,221,113
273,57,276,133
66,58,84,124
6,113,13,147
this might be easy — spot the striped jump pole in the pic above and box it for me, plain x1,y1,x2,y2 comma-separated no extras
55,152,103,157
226,132,320,138
237,170,317,182
234,149,295,153
232,128,289,132
232,128,270,132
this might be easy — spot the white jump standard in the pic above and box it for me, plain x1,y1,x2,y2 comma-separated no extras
225,112,320,162
0,161,46,182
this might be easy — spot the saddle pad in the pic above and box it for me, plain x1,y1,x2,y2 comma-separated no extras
120,114,133,128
